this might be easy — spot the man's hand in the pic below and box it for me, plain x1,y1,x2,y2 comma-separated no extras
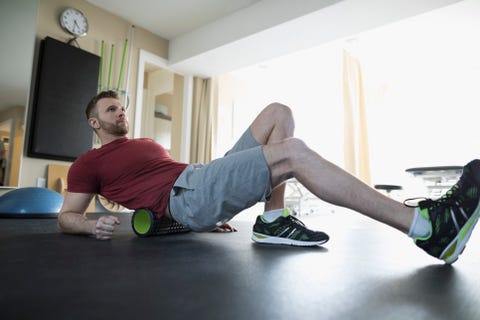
94,215,121,240
212,223,237,233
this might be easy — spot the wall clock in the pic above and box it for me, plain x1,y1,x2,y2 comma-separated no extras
60,7,88,38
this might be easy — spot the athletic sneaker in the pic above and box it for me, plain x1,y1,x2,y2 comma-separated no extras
251,208,329,246
412,159,480,264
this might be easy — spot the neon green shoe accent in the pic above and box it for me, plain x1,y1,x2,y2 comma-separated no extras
413,208,433,242
260,208,290,223
441,240,458,260
418,207,430,220
252,233,268,239
460,212,477,239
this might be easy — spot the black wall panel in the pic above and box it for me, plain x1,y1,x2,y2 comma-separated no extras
28,37,99,161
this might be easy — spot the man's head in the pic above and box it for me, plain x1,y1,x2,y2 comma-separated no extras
86,90,129,139
85,90,119,120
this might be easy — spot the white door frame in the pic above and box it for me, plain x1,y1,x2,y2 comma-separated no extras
134,49,192,162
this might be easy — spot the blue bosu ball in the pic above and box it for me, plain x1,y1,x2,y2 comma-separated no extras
0,187,64,218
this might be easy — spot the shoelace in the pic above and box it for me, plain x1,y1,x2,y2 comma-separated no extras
404,183,468,232
403,181,462,208
403,197,429,208
286,215,306,228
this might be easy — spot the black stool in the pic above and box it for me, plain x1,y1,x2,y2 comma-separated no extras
374,184,403,196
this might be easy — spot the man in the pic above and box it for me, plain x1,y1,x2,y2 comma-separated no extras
59,90,480,264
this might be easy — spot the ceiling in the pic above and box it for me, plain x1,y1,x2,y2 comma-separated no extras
87,0,261,40
86,0,349,76
85,0,467,77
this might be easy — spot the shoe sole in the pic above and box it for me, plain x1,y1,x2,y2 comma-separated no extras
251,232,328,247
440,200,480,264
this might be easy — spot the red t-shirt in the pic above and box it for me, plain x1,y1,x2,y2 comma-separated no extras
67,137,188,217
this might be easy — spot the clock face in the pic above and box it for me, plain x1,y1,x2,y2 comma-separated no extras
60,8,88,37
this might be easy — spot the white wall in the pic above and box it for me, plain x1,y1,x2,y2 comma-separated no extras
225,0,480,199
0,0,38,110
0,0,38,187
169,0,463,77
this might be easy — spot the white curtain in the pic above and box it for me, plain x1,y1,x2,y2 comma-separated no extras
342,49,371,184
190,77,218,163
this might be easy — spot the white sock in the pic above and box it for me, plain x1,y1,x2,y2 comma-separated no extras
262,208,286,223
407,208,431,239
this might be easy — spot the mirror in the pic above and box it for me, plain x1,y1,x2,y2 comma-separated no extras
134,49,193,162
142,65,174,151
0,109,24,186
0,119,11,186
0,1,37,187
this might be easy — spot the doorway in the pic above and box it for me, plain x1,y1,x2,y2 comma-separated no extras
134,49,192,162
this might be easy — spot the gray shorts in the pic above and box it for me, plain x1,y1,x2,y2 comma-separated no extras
169,129,272,231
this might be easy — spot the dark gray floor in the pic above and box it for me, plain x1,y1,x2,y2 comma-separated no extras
1,211,479,320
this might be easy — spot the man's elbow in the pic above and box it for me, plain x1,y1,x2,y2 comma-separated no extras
57,211,77,234
57,211,67,232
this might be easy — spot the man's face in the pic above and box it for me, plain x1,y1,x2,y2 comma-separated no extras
92,97,129,136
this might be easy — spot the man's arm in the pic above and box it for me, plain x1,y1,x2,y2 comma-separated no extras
58,192,120,240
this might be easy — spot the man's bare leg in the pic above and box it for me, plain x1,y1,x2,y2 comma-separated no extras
263,137,413,233
248,102,294,212
249,103,480,264
247,102,412,232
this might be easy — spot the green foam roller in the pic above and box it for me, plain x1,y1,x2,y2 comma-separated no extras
131,208,190,237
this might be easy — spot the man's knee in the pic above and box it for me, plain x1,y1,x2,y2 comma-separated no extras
251,102,294,144
265,102,293,121
265,138,309,184
272,138,309,170
283,137,308,157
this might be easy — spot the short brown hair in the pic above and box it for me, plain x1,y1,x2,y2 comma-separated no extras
85,90,119,119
